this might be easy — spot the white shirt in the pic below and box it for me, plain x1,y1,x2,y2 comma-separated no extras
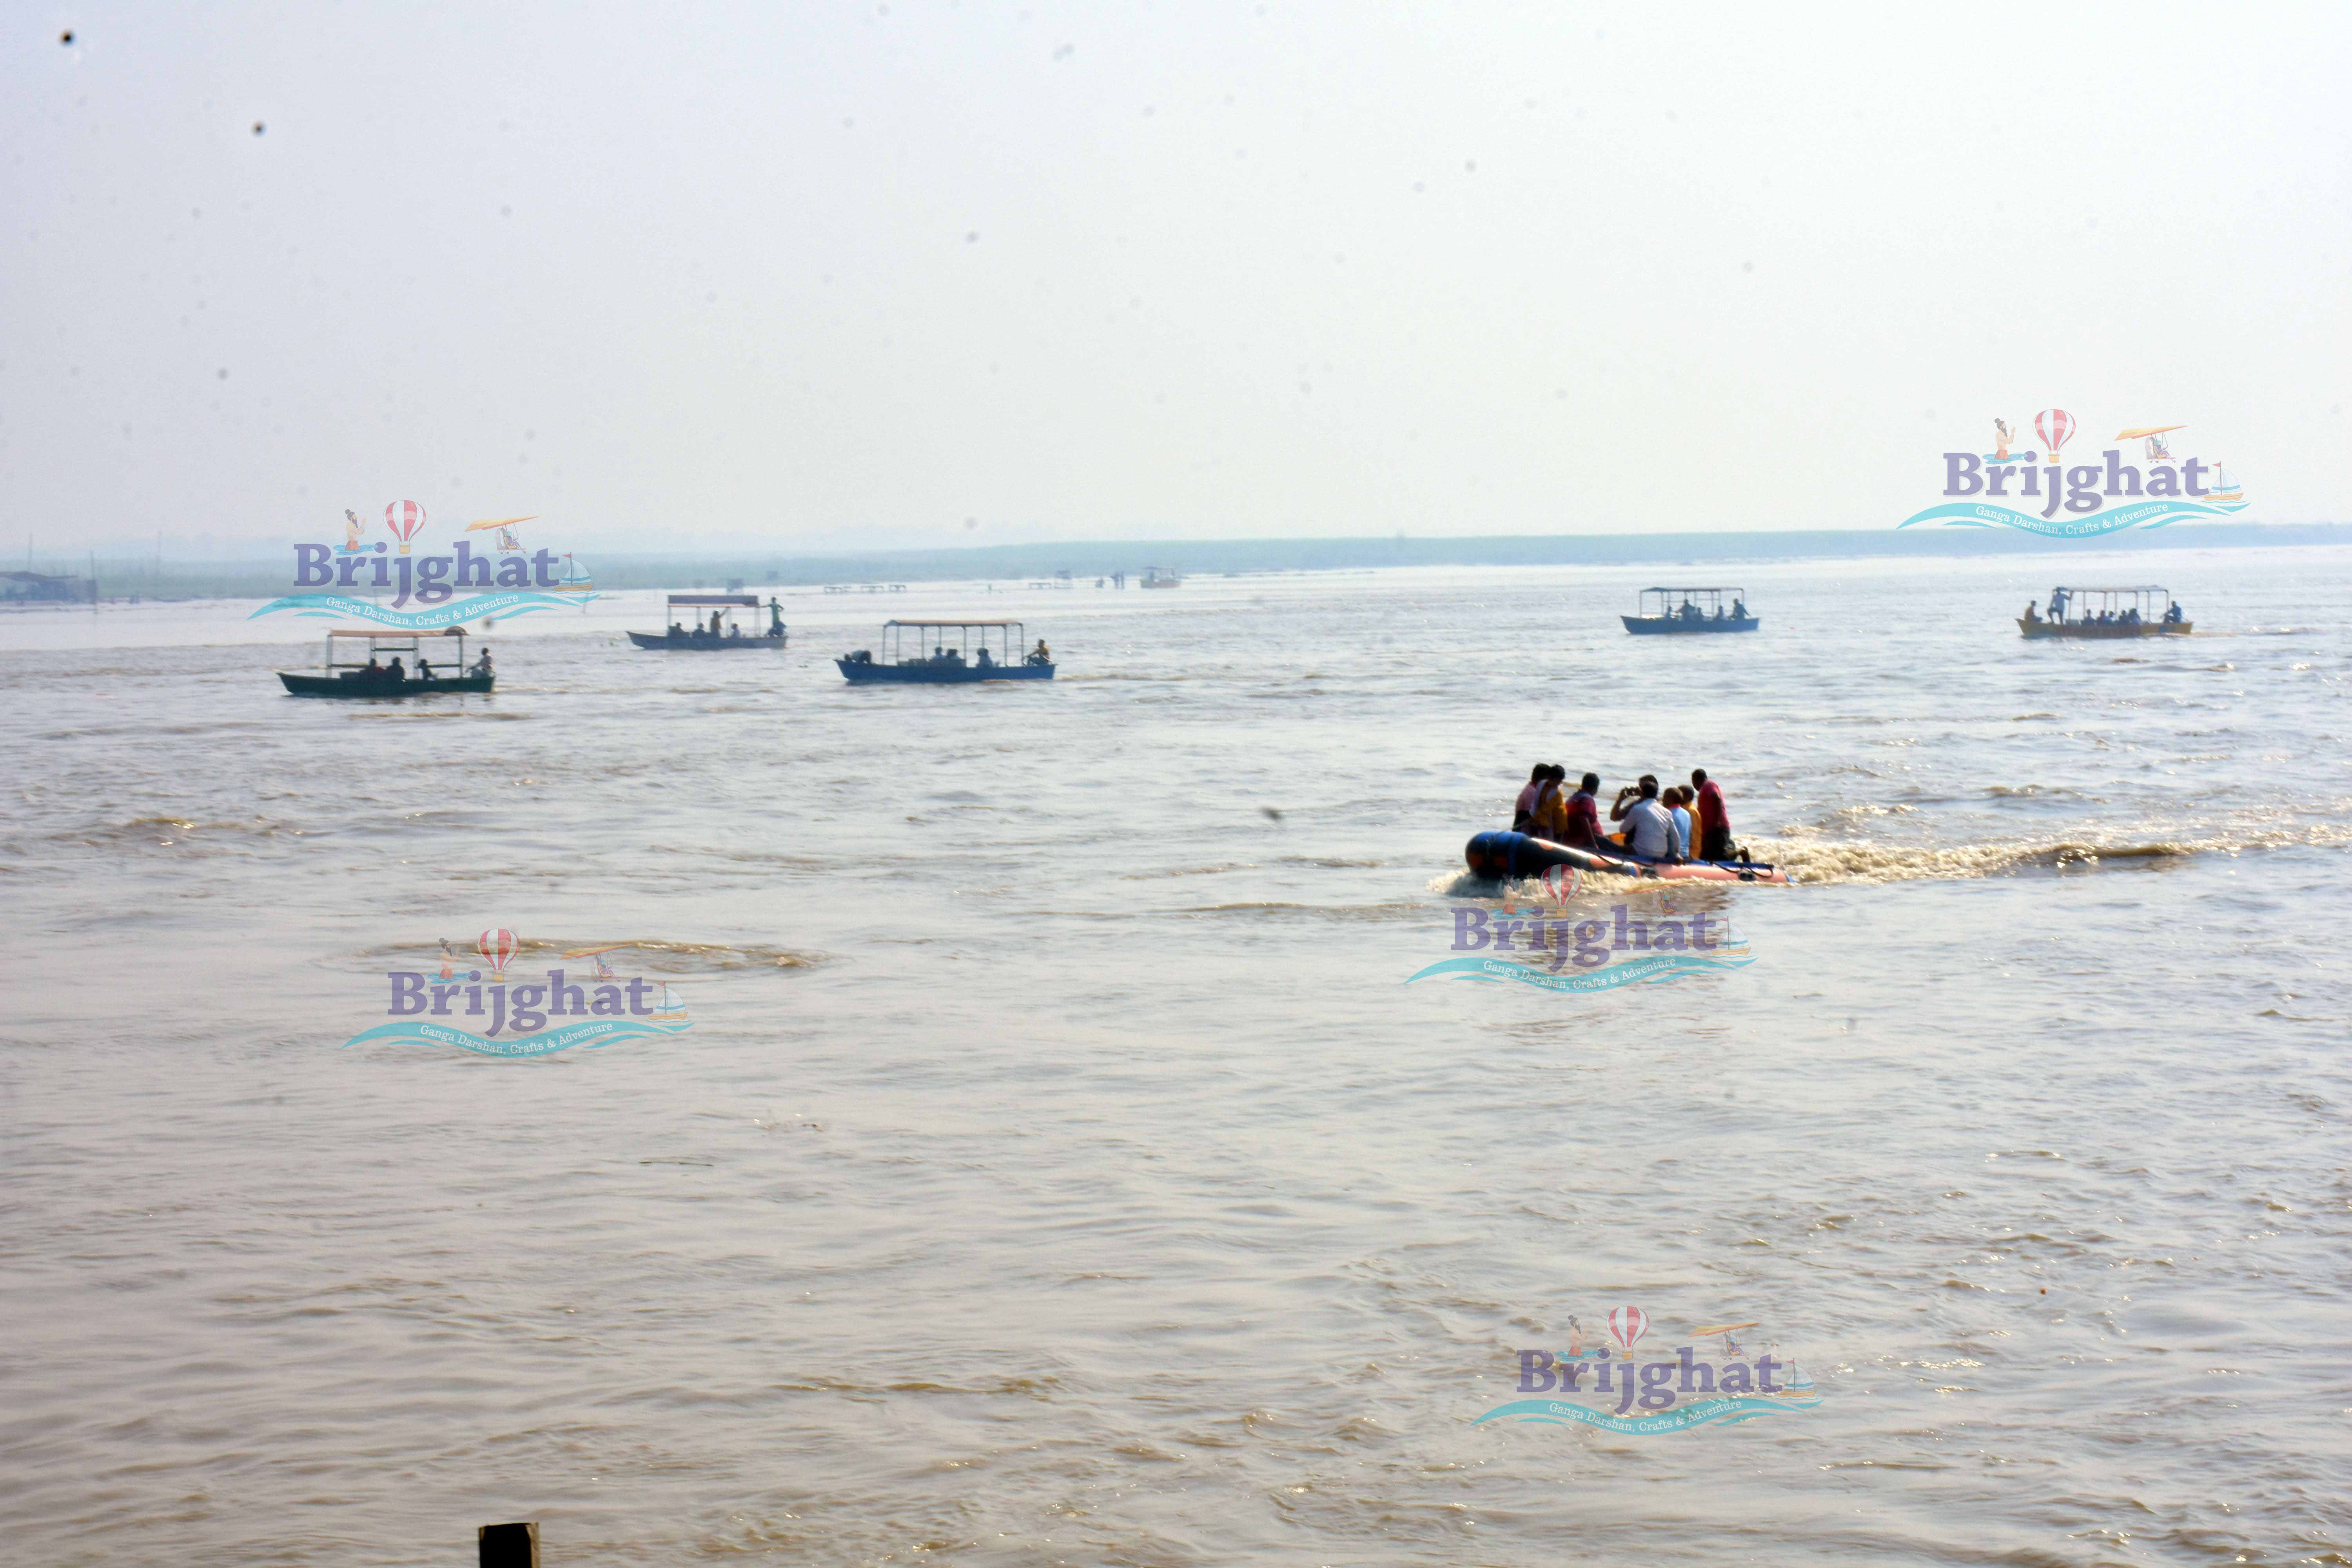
1620,798,1676,859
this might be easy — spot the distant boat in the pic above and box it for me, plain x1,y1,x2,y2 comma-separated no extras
2019,585,2190,638
626,592,787,651
1622,586,1758,635
837,619,1054,683
1140,566,1183,589
277,626,494,697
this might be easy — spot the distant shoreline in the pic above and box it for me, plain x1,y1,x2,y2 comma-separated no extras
23,521,2348,599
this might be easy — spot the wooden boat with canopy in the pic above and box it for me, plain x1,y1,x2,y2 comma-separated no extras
277,627,493,697
837,620,1055,683
2019,586,2190,638
627,593,788,650
1621,586,1759,635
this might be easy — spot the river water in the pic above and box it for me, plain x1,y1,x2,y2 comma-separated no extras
4,546,2348,1565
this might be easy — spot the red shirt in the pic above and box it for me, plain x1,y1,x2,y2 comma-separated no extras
1561,789,1602,848
1695,780,1729,834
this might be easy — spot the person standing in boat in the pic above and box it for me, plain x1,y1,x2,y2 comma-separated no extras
472,647,494,679
768,598,786,638
1691,769,1733,861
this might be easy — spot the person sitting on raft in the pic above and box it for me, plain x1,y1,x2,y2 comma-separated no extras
1691,768,1732,861
1664,785,1695,859
1557,771,1605,851
1534,766,1577,840
1609,775,1682,863
1512,764,1549,833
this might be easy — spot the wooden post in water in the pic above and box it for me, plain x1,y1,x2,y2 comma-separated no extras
478,1521,539,1567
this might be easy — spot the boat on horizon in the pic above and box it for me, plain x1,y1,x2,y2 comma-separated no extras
1622,586,1759,635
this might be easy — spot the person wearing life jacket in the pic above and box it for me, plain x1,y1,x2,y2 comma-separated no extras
1511,763,1550,833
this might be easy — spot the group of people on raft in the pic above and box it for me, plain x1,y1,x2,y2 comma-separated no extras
1512,765,1735,864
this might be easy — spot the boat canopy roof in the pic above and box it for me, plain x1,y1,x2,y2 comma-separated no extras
326,626,466,637
1640,586,1745,595
885,619,1025,628
666,593,760,607
2051,585,2170,593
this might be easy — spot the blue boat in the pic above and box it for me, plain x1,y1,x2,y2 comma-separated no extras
838,619,1055,684
1622,586,1758,635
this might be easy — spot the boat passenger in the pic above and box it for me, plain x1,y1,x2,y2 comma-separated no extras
473,648,494,677
386,657,405,683
2164,602,2183,624
1512,764,1549,833
768,598,787,637
2024,603,2040,622
1731,598,1748,619
1691,769,1733,861
1559,772,1605,851
1665,786,1694,859
1029,639,1051,665
668,621,685,639
416,656,433,682
1612,776,1681,862
728,624,742,639
1529,766,1570,840
1714,604,1727,619
976,646,993,668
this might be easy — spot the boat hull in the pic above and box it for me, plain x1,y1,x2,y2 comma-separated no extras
2017,619,2190,638
279,673,495,698
626,630,788,650
1464,830,1791,886
1623,616,1759,635
836,659,1053,683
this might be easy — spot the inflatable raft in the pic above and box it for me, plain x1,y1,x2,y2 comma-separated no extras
1465,830,1792,886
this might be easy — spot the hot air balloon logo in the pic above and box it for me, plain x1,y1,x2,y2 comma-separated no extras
383,499,427,555
2034,409,2074,466
477,928,520,980
1607,1305,1650,1353
1540,863,1581,906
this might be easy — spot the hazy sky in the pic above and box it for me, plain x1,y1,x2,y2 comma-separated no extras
6,2,2348,555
